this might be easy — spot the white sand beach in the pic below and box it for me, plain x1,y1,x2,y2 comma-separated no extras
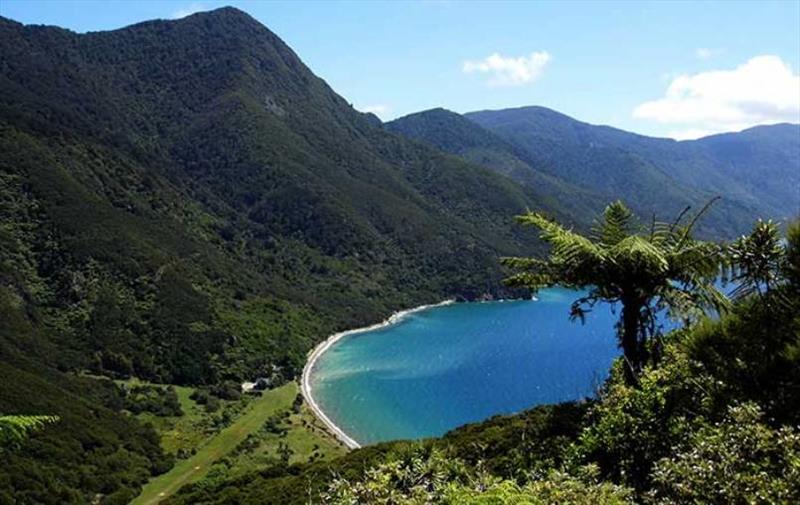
300,299,455,449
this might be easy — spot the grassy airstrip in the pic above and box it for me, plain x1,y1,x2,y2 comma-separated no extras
132,382,344,504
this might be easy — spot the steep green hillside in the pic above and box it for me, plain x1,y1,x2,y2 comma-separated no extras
0,7,565,385
0,287,172,504
0,8,582,502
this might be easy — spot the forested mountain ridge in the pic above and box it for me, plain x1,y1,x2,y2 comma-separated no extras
0,7,578,501
689,123,800,217
385,108,608,221
0,6,565,385
465,106,798,230
388,106,799,237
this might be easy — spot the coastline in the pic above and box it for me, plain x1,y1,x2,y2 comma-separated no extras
300,299,456,450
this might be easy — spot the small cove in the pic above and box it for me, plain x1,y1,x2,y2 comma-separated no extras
308,287,647,446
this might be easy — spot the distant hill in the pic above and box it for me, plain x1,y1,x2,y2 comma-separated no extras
689,123,800,218
463,106,798,232
385,108,608,221
389,106,798,237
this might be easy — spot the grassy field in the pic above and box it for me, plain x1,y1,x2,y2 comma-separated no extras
133,383,229,455
131,382,345,504
223,400,347,476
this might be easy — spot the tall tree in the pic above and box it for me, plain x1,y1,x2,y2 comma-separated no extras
503,201,728,384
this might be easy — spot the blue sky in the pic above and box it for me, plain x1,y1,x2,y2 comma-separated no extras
3,0,799,139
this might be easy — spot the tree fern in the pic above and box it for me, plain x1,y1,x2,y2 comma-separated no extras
504,200,727,384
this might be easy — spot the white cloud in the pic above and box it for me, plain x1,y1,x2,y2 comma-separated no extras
694,47,724,60
634,55,800,139
171,3,208,19
462,51,551,87
358,104,391,117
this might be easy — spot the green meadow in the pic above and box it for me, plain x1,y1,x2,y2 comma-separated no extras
132,382,344,505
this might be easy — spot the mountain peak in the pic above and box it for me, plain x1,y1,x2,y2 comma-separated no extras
107,5,272,41
177,5,257,23
393,108,461,122
465,105,579,128
387,107,526,159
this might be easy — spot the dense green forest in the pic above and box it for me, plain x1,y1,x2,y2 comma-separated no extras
1,6,798,504
0,7,554,387
0,6,587,501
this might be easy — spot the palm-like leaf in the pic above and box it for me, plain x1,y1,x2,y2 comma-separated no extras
609,236,670,276
728,219,785,299
594,200,635,247
506,211,606,291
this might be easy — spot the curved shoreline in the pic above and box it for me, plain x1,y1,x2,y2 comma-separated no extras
301,299,455,450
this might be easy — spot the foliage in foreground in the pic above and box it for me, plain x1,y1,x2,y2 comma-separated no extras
321,447,633,505
648,403,800,504
574,219,800,493
321,401,800,505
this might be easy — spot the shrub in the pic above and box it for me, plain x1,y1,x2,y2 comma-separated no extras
648,403,800,505
576,344,716,490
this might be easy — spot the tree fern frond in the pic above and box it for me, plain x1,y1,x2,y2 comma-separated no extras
505,199,750,385
677,196,721,248
594,200,634,246
0,415,59,448
610,236,669,274
727,219,785,298
667,241,724,279
669,205,692,233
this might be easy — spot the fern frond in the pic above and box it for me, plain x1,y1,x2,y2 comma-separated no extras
610,236,669,274
595,200,634,246
0,415,59,448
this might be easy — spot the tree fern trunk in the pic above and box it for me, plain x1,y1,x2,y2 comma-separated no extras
620,297,643,385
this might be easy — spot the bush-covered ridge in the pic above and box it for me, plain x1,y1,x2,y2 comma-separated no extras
465,106,799,233
0,6,568,387
389,107,800,239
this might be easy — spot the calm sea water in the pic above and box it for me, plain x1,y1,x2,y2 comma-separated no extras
310,287,648,445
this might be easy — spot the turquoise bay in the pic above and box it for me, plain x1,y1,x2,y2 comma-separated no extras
310,287,632,446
